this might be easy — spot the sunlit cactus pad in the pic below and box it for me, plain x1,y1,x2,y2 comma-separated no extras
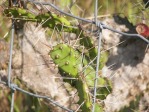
49,43,82,77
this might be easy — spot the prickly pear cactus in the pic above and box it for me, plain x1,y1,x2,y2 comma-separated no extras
4,7,111,112
4,8,78,33
49,43,111,111
50,43,91,111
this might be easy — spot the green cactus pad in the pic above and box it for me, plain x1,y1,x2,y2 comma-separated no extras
80,36,97,63
4,8,78,33
36,12,77,33
49,43,82,77
99,51,109,69
74,79,91,111
95,103,103,112
4,8,36,21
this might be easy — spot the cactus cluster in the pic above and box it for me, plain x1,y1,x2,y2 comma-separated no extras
4,8,78,33
4,7,111,111
50,43,91,111
49,43,111,111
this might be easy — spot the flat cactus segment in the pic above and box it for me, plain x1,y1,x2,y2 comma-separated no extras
50,13,70,26
4,8,78,33
36,12,77,33
96,77,112,100
84,65,96,86
95,103,103,112
49,44,81,77
99,51,109,69
80,36,97,62
79,35,109,69
84,65,106,86
4,8,36,21
75,79,91,111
